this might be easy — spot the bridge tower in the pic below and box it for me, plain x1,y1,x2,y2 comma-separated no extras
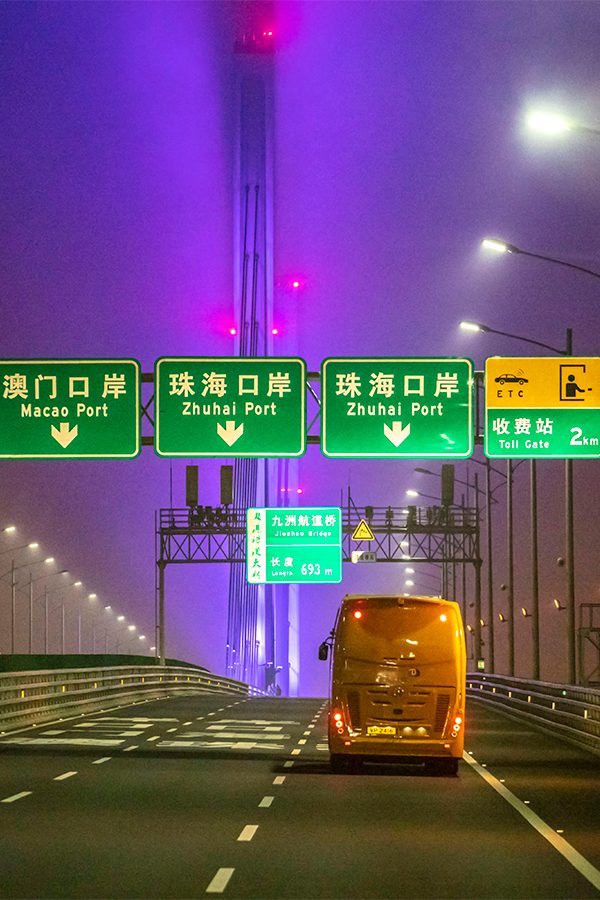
226,19,297,694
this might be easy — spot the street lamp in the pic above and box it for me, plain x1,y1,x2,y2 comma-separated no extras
1,552,53,653
24,568,69,652
462,312,575,682
480,238,600,283
43,580,82,653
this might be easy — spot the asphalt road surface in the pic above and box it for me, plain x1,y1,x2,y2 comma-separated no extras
0,693,598,899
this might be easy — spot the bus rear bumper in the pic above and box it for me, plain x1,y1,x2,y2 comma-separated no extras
329,735,463,760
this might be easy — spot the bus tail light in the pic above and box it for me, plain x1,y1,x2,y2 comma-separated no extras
450,713,463,738
332,710,344,733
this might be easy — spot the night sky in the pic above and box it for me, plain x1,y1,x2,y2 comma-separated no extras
1,1,599,696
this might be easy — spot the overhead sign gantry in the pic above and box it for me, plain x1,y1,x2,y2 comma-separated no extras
155,357,306,457
485,357,600,458
246,506,342,584
0,359,140,459
321,357,473,458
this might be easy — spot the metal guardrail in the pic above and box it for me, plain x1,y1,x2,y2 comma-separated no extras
467,672,600,757
0,665,261,733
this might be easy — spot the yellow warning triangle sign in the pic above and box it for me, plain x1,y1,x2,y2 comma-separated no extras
352,519,375,541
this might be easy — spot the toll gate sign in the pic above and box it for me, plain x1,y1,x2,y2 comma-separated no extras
0,359,141,459
485,357,600,458
321,358,473,458
246,507,343,584
155,357,306,457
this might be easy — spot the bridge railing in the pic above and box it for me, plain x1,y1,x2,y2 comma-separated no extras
467,672,600,757
0,664,261,733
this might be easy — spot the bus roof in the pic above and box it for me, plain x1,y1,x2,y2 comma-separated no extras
341,594,455,607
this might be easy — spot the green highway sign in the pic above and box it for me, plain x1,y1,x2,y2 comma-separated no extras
247,507,343,584
485,357,600,458
155,357,306,457
321,357,473,458
0,359,140,459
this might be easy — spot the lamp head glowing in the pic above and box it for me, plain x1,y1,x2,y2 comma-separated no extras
405,489,419,497
527,111,572,135
460,320,484,333
481,238,511,254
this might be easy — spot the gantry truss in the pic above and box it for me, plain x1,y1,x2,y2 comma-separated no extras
156,504,479,566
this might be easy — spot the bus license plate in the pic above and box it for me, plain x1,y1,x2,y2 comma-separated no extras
367,725,396,736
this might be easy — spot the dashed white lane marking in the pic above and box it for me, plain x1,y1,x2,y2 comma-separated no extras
291,748,301,756
237,825,259,842
92,757,111,765
166,727,177,733
303,730,311,736
183,721,192,726
258,796,274,808
298,739,307,745
54,771,77,781
206,867,234,893
147,736,160,742
463,753,600,892
124,745,138,752
283,761,294,768
2,791,32,803
273,776,286,786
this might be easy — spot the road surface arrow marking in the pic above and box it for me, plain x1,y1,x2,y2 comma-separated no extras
383,421,411,447
51,422,78,448
217,420,244,447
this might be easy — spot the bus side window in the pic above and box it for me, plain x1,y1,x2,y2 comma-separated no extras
318,641,329,661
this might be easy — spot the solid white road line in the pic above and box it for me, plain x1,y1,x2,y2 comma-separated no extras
54,771,77,781
237,825,259,842
92,757,111,765
206,868,234,893
258,796,274,808
463,753,600,892
272,776,286,785
2,791,32,803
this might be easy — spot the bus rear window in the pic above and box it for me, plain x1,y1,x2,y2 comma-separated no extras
339,598,458,663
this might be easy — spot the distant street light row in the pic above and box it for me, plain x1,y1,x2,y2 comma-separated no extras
0,525,153,656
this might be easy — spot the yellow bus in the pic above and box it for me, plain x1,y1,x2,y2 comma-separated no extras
319,594,466,775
